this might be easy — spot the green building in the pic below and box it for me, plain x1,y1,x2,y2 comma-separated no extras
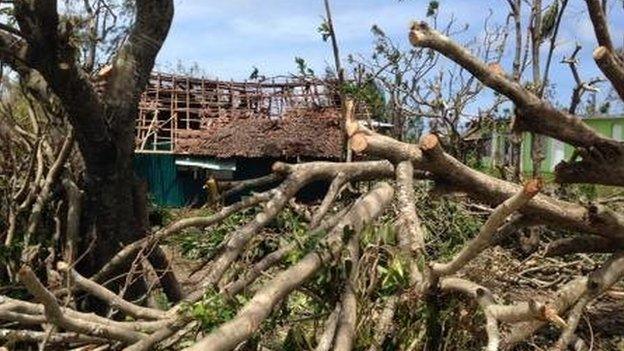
485,115,624,174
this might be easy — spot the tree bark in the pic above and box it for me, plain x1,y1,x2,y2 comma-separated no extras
7,1,175,282
530,0,546,177
187,183,394,351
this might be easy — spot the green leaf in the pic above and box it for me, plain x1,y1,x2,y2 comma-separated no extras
317,20,331,42
540,0,559,41
249,66,259,80
426,0,440,17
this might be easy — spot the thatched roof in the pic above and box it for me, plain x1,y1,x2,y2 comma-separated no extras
174,107,343,159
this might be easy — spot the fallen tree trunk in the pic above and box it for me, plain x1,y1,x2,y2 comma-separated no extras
350,128,624,242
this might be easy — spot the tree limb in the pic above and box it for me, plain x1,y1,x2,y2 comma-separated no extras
91,189,274,284
350,129,624,241
222,206,349,297
199,161,394,290
57,262,167,320
395,161,426,285
315,303,341,351
186,183,394,351
545,235,620,256
408,21,624,186
18,266,146,344
23,130,75,247
584,0,614,51
310,172,347,229
592,46,624,101
0,329,105,345
432,179,540,277
333,230,360,351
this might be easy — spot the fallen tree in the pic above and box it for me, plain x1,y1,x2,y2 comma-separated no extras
1,1,623,350
2,133,622,349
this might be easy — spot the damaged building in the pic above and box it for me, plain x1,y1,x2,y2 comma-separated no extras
134,73,344,206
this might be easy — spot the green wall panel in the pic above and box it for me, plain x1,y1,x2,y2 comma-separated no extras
134,154,205,207
520,117,624,174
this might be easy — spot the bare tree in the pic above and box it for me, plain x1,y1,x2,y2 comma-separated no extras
349,12,509,161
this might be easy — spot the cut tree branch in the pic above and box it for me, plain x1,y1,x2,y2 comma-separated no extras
23,129,75,247
366,296,398,351
198,161,393,290
92,189,274,284
0,329,105,345
333,229,360,351
350,129,624,242
309,172,347,229
584,0,614,51
57,262,167,320
395,161,426,284
18,266,146,344
315,303,341,351
545,235,620,256
432,179,540,277
592,46,624,101
216,173,283,203
186,183,394,351
408,21,624,186
222,206,348,296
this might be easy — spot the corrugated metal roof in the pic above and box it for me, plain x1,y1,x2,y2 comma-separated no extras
175,158,236,171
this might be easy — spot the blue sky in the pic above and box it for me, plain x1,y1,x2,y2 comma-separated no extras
155,0,623,111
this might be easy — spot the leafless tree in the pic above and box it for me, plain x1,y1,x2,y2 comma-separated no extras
349,11,510,162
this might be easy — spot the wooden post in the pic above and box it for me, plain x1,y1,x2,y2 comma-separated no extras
230,79,235,116
201,76,206,127
216,78,221,118
186,76,190,129
171,74,176,151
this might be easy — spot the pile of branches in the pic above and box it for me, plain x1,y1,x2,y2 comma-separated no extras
2,124,623,350
2,0,624,350
0,83,81,274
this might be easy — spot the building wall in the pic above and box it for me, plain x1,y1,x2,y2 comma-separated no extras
134,154,207,207
133,154,280,207
520,117,624,174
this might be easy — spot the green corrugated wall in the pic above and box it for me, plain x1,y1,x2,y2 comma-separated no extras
134,153,206,207
521,117,624,174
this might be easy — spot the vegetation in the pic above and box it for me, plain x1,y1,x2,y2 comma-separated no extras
0,1,623,351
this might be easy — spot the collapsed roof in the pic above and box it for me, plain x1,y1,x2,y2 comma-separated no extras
135,72,343,159
174,107,343,159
